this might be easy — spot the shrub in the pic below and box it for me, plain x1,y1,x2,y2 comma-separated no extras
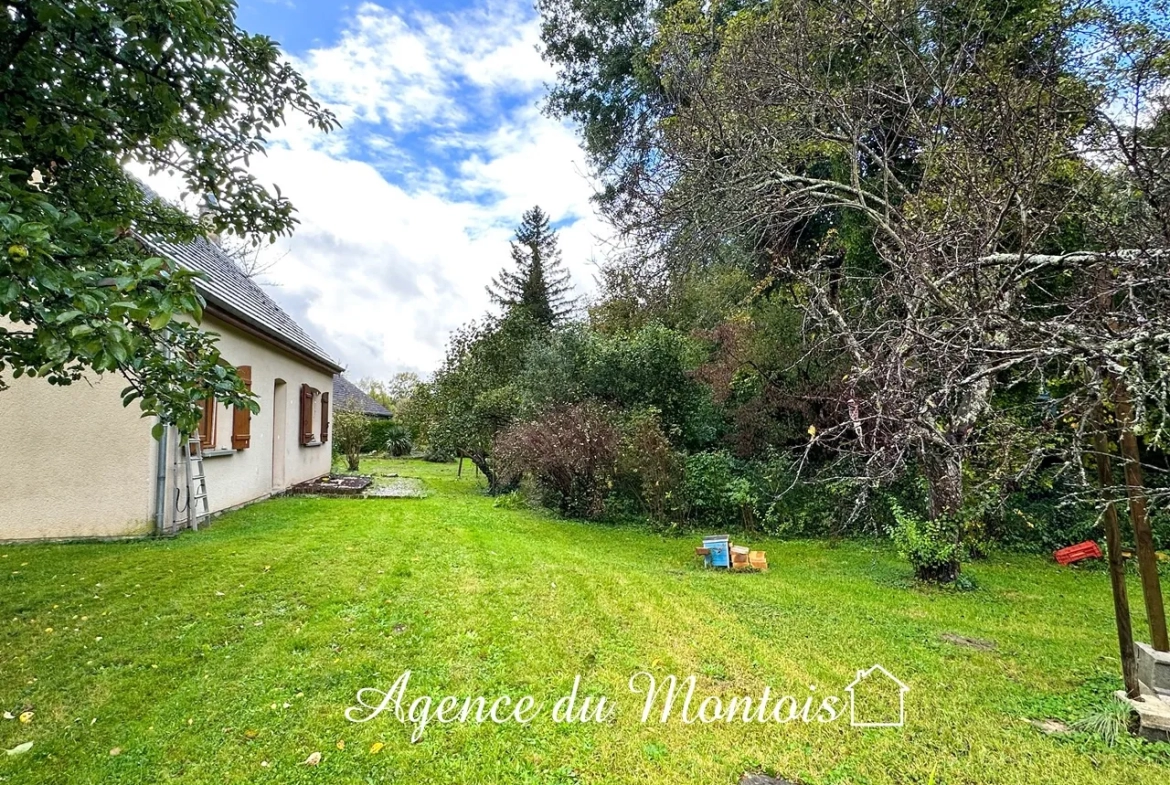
614,409,683,524
681,450,753,529
423,446,455,462
382,422,413,456
887,499,965,582
363,418,401,454
494,402,620,519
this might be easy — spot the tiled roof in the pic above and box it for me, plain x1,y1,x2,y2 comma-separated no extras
131,181,342,372
332,374,393,418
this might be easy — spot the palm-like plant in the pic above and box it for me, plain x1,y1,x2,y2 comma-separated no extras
384,423,413,457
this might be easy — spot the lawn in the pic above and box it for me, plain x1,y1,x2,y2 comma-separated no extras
1,458,1167,784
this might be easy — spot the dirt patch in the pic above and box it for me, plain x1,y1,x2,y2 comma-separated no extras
942,633,997,651
740,774,800,785
1029,718,1070,735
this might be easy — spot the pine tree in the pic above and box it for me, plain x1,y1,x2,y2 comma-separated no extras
487,206,574,327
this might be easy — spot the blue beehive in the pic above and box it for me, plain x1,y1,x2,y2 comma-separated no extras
702,535,731,568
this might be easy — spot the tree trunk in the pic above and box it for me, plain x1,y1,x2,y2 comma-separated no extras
1113,380,1170,652
921,447,964,583
1093,417,1142,697
462,450,514,495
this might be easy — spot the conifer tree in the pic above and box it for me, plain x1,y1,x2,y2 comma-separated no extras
488,207,574,327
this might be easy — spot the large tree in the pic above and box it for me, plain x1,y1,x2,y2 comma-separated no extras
487,206,574,327
541,0,1170,583
0,0,335,434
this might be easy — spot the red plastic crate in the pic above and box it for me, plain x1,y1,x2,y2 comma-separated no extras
1054,540,1103,565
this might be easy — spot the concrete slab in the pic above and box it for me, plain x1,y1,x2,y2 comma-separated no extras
1116,690,1170,743
364,478,426,498
1136,642,1170,700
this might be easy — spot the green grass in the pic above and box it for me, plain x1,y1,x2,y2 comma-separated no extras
1,458,1167,784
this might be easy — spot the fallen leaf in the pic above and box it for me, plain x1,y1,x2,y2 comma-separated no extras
5,742,32,756
370,742,384,755
18,711,33,724
2,711,13,720
261,760,270,768
336,739,345,750
244,729,259,740
109,747,122,756
302,751,322,766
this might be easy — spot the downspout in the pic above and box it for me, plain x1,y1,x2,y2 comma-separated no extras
153,333,172,536
154,421,169,535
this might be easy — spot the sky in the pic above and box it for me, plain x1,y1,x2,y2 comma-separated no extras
153,0,609,381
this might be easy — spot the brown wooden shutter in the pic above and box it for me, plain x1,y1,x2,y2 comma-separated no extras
320,392,330,442
197,397,216,448
299,384,314,445
231,365,252,450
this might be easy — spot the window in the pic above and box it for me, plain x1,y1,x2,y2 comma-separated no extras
196,397,216,449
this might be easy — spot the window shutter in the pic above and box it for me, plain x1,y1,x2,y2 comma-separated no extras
320,392,330,442
231,366,252,450
197,397,216,448
299,384,314,445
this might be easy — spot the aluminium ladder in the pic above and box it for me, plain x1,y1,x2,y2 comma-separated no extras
184,437,210,531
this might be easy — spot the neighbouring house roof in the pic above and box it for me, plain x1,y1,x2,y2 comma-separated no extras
132,184,343,373
332,374,393,418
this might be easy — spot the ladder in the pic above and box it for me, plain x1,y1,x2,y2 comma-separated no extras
185,437,210,530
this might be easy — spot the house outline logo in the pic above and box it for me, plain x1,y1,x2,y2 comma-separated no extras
844,664,910,727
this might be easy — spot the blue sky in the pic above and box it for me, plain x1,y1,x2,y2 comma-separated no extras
167,1,608,380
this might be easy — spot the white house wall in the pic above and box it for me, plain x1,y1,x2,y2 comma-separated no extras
0,352,158,542
0,314,334,542
190,314,334,515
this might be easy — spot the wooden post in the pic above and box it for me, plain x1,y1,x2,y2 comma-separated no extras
1113,380,1170,652
1093,421,1141,698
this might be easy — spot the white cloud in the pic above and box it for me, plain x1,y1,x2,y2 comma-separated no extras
147,1,610,380
289,2,552,131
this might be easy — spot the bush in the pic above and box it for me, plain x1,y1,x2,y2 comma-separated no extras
614,409,683,524
423,446,455,462
363,418,401,454
682,450,746,529
887,499,965,582
494,402,620,519
382,422,413,456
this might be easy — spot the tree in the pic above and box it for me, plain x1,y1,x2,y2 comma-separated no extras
542,0,1170,584
421,314,539,492
0,0,335,434
487,206,574,327
332,406,372,472
357,372,421,414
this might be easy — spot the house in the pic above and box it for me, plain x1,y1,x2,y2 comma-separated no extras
0,233,344,542
332,374,392,418
844,664,910,727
